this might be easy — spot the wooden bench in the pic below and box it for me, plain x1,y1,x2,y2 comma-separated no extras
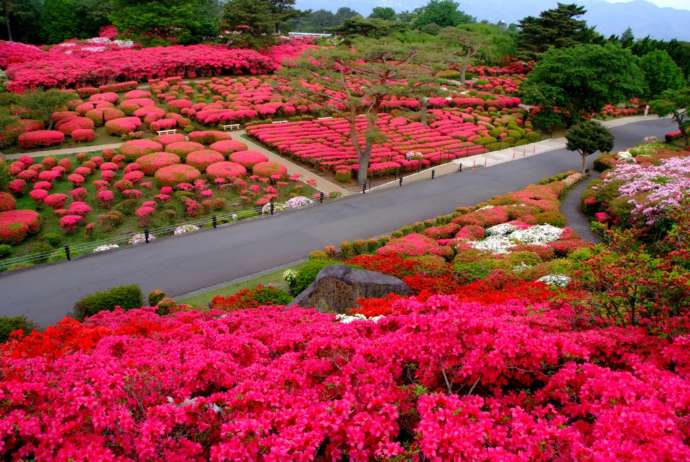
156,129,177,136
222,124,241,131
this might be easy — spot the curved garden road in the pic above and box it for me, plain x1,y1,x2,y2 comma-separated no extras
0,119,674,326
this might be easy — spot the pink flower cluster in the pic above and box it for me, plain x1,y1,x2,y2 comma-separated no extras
604,156,690,224
1,293,689,460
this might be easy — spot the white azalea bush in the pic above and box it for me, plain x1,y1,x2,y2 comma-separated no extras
92,244,119,253
174,224,200,236
469,224,564,254
129,233,155,246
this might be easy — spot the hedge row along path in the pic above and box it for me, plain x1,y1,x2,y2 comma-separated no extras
0,117,673,326
4,132,349,196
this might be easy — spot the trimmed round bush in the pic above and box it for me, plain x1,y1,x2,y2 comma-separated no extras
188,130,232,144
209,139,247,156
0,192,16,212
0,209,40,244
165,141,205,158
120,139,163,161
154,164,202,185
104,117,142,136
17,130,65,149
206,161,247,180
137,152,181,175
153,133,186,146
73,284,143,320
186,150,224,172
56,117,95,136
123,89,151,100
253,161,287,178
86,107,125,126
229,150,269,169
71,128,96,142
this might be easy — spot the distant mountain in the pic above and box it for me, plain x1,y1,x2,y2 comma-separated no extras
294,0,690,41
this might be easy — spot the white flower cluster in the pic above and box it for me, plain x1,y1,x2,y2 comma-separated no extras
405,151,424,160
537,274,571,288
469,224,564,254
284,196,314,209
92,244,119,253
261,202,286,215
174,224,200,236
283,269,298,285
129,233,155,246
335,314,384,324
617,151,635,162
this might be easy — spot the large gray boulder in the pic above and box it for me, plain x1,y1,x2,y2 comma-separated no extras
289,265,412,314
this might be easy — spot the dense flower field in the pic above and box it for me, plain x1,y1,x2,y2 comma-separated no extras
247,109,538,179
2,264,689,460
0,38,314,92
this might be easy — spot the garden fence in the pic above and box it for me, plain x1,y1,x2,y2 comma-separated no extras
0,192,330,273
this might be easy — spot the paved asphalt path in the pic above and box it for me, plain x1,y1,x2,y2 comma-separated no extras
0,118,674,326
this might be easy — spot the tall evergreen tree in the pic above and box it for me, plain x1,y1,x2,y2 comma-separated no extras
517,3,602,60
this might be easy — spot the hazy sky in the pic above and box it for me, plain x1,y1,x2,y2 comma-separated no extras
609,0,690,9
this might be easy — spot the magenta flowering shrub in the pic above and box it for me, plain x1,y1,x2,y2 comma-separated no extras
377,233,451,258
154,164,202,185
120,139,164,161
1,295,689,460
5,45,279,92
17,130,65,149
206,161,247,180
186,150,225,172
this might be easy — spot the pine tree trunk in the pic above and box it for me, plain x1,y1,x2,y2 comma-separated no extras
581,153,587,175
420,97,428,126
460,65,467,84
357,146,371,186
5,14,12,42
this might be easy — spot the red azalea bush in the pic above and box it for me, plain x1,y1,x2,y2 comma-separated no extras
252,161,287,178
136,152,181,175
71,128,96,142
205,161,247,180
377,233,451,258
188,130,231,144
17,130,65,149
165,141,205,158
229,150,269,169
209,139,248,156
186,150,225,172
120,139,164,161
0,209,40,244
154,164,201,185
104,117,142,136
0,192,16,212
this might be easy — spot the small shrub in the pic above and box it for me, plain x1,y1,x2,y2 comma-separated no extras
288,259,340,296
0,316,35,343
73,284,143,320
147,289,166,306
453,259,496,283
43,232,62,248
0,244,12,258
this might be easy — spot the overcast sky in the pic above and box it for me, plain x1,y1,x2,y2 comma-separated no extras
609,0,690,9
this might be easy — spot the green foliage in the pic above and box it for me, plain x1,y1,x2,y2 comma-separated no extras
43,232,63,248
41,0,113,43
452,259,495,283
628,36,690,80
369,7,396,21
251,285,292,306
0,0,44,43
413,0,473,29
0,156,10,190
73,284,143,321
457,23,518,65
14,90,78,129
639,50,685,98
287,259,340,296
111,0,221,45
522,44,645,125
566,120,614,173
0,316,35,343
517,3,603,60
649,87,690,145
333,17,396,41
286,7,358,33
0,244,12,258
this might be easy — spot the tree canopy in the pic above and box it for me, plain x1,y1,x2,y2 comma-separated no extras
649,87,690,145
639,50,685,98
110,0,220,45
413,0,473,29
566,120,614,173
369,7,396,21
517,3,602,60
41,0,113,44
521,44,646,126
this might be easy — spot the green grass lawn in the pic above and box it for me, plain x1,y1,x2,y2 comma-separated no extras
177,266,294,308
